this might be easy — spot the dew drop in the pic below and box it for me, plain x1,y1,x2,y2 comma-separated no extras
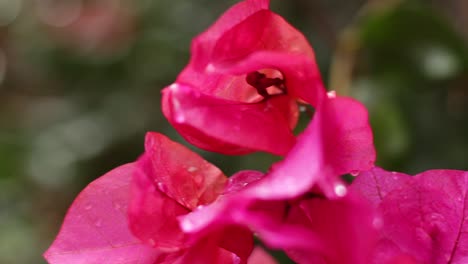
350,170,360,176
169,83,178,90
175,114,186,123
299,105,307,112
187,166,198,173
327,90,337,98
334,184,347,197
180,218,194,231
205,63,216,73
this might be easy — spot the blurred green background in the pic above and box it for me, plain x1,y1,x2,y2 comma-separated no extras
0,0,466,263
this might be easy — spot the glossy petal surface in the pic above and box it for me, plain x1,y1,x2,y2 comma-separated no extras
143,132,227,209
162,84,297,155
44,164,162,264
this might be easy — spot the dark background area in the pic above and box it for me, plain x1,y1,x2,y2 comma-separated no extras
0,0,466,263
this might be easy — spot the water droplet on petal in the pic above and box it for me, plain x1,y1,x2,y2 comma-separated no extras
169,83,178,90
175,113,185,123
334,184,347,197
350,170,360,176
299,105,307,112
205,63,216,73
187,166,198,173
327,90,337,98
180,218,194,231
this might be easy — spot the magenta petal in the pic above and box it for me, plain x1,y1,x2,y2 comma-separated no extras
143,132,227,209
128,156,190,250
218,226,254,264
211,10,315,62
375,170,468,264
190,0,270,71
247,247,278,264
180,195,323,251
162,84,297,155
224,170,264,194
244,96,375,199
287,193,377,264
44,164,162,264
350,167,411,207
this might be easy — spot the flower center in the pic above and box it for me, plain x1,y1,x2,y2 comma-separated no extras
246,71,286,98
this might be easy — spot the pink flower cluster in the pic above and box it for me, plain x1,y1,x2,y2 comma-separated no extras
44,1,468,263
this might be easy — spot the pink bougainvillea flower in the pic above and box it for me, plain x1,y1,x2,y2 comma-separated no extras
45,132,258,264
180,177,378,264
44,164,165,264
128,132,254,263
240,94,376,200
162,0,327,155
177,93,376,263
351,167,468,264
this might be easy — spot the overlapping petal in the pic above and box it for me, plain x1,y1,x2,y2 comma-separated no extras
142,132,227,209
285,192,378,264
44,164,164,264
350,167,411,207
352,168,468,264
162,84,297,155
242,95,375,200
129,132,254,263
163,0,326,155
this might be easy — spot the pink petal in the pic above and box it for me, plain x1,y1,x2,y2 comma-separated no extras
218,226,255,263
189,0,270,72
143,132,227,209
224,170,265,194
128,156,190,250
172,238,241,264
247,247,278,264
180,194,323,251
44,164,163,264
374,169,468,264
179,7,324,104
350,167,411,207
286,193,378,264
243,96,375,199
162,84,297,155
